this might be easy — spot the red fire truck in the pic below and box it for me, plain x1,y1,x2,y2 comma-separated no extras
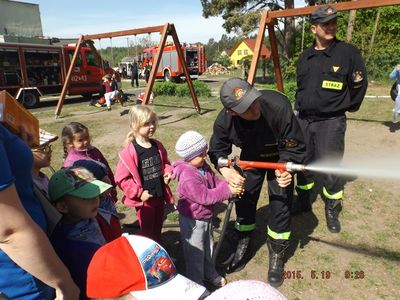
139,42,206,82
0,38,117,108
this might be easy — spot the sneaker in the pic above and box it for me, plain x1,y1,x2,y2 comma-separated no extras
107,106,112,111
205,276,227,287
393,111,398,123
95,103,102,108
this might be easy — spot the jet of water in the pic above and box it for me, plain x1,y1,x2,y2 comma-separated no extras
305,158,400,180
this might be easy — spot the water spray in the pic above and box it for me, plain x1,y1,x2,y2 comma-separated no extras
218,156,400,181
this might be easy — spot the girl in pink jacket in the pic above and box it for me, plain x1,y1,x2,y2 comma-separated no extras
114,106,173,243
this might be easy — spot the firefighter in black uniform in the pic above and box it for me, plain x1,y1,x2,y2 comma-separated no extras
294,5,368,232
208,78,306,287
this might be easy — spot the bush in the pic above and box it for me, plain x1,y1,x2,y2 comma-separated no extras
153,82,177,96
176,80,212,98
259,81,297,103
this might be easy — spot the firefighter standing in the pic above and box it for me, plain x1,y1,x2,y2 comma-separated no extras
208,78,306,287
294,5,368,232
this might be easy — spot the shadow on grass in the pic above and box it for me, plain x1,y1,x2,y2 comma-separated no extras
347,117,400,133
308,236,400,262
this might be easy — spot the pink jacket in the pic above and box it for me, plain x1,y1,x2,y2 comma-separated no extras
114,140,174,208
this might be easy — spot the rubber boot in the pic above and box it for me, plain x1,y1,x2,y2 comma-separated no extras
267,238,289,287
227,230,252,273
324,197,342,233
291,188,312,216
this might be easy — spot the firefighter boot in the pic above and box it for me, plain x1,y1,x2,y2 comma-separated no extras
267,238,289,287
228,231,253,273
324,197,342,233
291,187,312,215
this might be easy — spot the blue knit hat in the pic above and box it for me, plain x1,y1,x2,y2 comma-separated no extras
175,131,208,162
72,159,108,180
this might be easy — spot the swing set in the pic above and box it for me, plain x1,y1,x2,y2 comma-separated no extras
247,0,400,91
55,23,201,118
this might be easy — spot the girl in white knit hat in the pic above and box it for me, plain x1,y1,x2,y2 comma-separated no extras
173,130,244,291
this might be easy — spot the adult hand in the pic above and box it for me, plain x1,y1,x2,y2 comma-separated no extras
140,190,152,202
275,170,292,188
219,167,245,189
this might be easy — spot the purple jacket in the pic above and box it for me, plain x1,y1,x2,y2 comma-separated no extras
173,160,232,220
114,140,174,208
62,146,117,202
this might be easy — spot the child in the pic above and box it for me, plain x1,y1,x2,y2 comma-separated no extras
101,73,119,111
31,130,61,233
72,159,118,215
173,131,243,288
114,105,174,244
32,131,57,199
86,234,208,300
61,121,118,203
48,166,121,300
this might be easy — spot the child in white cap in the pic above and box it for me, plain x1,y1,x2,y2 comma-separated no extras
173,131,243,289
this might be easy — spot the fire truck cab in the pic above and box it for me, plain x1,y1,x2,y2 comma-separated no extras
0,39,116,108
139,42,206,82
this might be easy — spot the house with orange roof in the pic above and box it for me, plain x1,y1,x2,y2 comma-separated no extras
229,38,271,67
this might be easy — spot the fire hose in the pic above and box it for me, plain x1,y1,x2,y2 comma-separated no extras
212,157,306,268
217,157,306,173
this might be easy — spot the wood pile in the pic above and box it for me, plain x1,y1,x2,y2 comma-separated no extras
203,63,230,76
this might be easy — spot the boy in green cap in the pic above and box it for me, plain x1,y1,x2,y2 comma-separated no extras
48,166,120,300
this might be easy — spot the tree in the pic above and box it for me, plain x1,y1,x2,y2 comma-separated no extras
200,0,296,60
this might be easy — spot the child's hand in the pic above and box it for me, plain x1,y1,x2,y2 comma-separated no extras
275,169,292,188
140,190,152,202
163,172,172,185
229,183,244,198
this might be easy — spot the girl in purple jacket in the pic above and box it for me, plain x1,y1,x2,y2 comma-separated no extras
61,122,118,205
173,131,243,289
114,106,174,244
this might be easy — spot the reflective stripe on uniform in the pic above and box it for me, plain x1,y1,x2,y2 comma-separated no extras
296,182,315,191
267,226,291,240
323,186,343,200
234,222,255,232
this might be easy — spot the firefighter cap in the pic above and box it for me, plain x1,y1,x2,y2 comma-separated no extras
220,77,262,114
87,234,207,299
310,5,338,24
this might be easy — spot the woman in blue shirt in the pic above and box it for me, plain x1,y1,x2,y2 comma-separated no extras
0,124,78,299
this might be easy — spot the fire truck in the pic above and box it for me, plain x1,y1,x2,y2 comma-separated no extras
0,38,117,108
139,42,206,82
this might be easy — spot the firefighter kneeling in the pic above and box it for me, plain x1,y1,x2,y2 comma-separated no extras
209,78,306,287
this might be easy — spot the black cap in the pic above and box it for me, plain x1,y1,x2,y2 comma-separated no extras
220,78,261,114
310,5,337,24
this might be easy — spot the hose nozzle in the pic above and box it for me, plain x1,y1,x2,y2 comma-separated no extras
285,162,306,172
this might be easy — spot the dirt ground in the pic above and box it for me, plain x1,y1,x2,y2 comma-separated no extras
33,79,400,300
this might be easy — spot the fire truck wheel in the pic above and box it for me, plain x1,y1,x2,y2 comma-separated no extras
164,70,172,82
19,91,39,108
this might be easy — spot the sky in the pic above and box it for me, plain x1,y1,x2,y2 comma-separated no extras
28,0,306,46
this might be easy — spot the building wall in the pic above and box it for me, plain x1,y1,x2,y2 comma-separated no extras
0,0,43,37
230,42,253,67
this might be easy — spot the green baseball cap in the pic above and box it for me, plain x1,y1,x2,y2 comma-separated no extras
48,166,112,202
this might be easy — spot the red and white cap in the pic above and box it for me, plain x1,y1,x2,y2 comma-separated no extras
87,234,207,299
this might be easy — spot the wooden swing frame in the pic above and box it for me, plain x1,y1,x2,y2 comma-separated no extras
248,0,400,91
55,23,201,118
